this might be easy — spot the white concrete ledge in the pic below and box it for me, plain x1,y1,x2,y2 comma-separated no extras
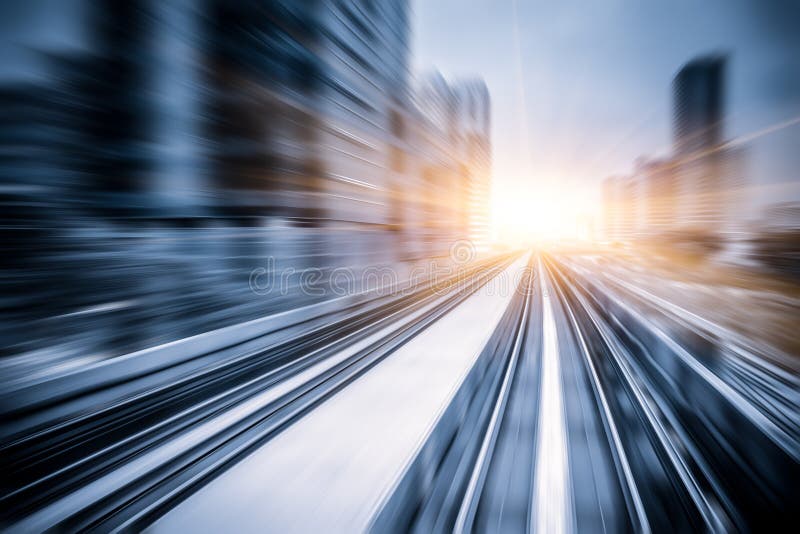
152,255,528,533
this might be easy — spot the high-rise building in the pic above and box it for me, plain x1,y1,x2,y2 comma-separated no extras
673,55,725,156
632,157,677,238
0,0,491,361
1,0,489,276
603,172,648,244
70,1,207,218
621,176,642,240
451,80,491,251
672,54,733,232
412,74,491,254
205,0,415,266
602,175,624,243
409,73,464,257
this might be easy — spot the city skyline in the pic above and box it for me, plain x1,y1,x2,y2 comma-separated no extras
4,1,798,243
414,0,800,241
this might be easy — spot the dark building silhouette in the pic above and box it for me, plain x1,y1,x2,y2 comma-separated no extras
673,55,725,156
204,0,324,221
671,54,737,232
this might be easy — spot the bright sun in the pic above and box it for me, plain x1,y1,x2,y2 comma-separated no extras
491,182,594,246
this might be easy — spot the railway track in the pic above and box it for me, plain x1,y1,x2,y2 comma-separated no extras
382,253,797,533
544,254,798,531
2,250,795,532
563,256,800,453
0,254,516,531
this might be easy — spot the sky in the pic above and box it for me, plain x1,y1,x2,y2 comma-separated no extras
412,0,800,239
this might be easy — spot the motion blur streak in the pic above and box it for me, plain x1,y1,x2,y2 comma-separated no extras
0,0,491,370
1,0,798,533
532,262,572,534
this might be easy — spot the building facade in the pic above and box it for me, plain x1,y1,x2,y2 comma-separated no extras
632,157,677,238
0,0,493,306
672,54,743,235
452,80,492,252
411,73,492,256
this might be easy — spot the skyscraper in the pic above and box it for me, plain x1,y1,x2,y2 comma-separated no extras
673,55,725,157
451,80,491,251
636,158,677,237
412,73,491,254
671,54,734,233
204,0,416,266
602,175,624,243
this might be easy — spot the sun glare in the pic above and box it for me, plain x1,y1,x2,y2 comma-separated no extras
492,183,593,247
